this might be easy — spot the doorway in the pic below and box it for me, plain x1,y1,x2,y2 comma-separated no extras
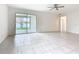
16,13,36,34
59,16,67,32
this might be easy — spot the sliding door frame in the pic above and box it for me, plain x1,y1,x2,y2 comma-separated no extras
15,13,37,35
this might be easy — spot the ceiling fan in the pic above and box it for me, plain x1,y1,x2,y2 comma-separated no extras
48,4,64,11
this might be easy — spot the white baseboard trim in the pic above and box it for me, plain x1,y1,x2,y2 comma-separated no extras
38,31,60,33
66,31,79,35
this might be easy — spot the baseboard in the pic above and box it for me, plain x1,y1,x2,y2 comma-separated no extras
38,31,60,33
8,34,15,37
8,31,60,36
66,31,79,35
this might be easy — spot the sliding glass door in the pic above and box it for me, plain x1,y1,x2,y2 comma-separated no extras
16,13,36,34
29,15,36,33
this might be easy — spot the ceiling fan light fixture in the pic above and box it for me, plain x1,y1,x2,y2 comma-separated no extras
48,4,64,11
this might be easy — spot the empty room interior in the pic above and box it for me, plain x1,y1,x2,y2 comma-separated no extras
0,4,79,54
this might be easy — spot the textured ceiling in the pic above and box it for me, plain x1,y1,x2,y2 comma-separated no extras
8,4,79,14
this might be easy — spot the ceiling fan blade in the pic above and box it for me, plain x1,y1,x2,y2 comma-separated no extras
58,6,64,8
54,4,58,7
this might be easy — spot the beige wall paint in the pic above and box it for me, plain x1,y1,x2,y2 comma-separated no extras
8,7,59,35
37,12,59,32
0,5,8,43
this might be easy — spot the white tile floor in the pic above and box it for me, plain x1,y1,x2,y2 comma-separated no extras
0,32,79,54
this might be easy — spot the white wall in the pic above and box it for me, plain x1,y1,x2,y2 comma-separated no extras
0,5,8,43
67,11,79,34
8,7,16,35
8,7,59,35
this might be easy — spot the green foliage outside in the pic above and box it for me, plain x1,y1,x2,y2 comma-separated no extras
16,28,30,30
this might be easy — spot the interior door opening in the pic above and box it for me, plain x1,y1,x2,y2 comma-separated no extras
16,13,36,34
59,16,67,32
